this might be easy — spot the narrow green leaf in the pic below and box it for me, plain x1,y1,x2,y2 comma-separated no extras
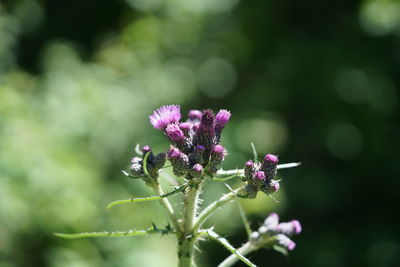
236,200,252,238
250,143,258,163
135,143,143,155
142,151,150,177
106,182,188,209
273,245,288,256
54,229,150,239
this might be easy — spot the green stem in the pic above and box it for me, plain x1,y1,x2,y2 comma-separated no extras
218,241,256,267
193,187,242,231
178,179,204,267
152,183,182,232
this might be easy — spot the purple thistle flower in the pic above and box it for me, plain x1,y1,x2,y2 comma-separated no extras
149,105,181,130
276,220,302,236
215,109,231,140
275,234,296,251
166,123,185,142
254,171,266,181
188,110,202,121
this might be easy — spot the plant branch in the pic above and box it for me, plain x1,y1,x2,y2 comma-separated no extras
193,187,242,231
218,241,256,267
199,230,256,267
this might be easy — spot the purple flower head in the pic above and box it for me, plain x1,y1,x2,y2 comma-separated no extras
189,163,203,178
215,109,231,132
166,123,185,142
264,154,279,164
277,220,302,236
188,110,202,121
275,234,296,251
254,171,266,181
167,146,181,159
211,144,226,160
149,105,181,130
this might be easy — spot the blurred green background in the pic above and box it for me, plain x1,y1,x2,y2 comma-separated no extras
1,0,399,266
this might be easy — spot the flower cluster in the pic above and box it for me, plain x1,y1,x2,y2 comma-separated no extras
240,154,280,198
149,105,231,179
250,213,302,251
129,145,166,181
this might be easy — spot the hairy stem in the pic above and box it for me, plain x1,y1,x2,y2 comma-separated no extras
218,241,256,267
178,179,204,267
193,187,242,231
152,183,182,232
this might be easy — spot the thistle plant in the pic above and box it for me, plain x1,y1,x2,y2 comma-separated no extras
55,105,302,267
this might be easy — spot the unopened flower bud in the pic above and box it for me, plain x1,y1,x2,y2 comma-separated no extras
166,123,185,142
129,161,143,177
238,183,258,199
262,180,280,195
153,152,166,170
179,122,192,135
189,163,203,178
167,146,189,176
215,109,231,140
261,154,279,180
188,110,202,121
264,213,279,230
276,220,302,236
250,232,260,241
275,234,296,251
193,110,215,153
244,160,255,181
207,144,227,173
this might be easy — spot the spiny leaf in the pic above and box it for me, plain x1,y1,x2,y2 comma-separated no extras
55,226,174,239
213,174,238,182
106,182,189,209
277,162,302,169
55,229,150,239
